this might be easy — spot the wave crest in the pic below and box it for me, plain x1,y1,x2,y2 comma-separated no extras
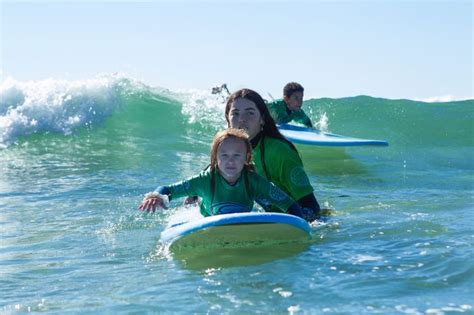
0,74,139,148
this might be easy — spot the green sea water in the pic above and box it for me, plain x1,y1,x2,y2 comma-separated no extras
1,76,473,313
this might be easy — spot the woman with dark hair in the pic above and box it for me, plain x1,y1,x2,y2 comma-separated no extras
225,88,321,217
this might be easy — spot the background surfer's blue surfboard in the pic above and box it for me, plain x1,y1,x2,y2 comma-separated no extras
278,124,389,147
161,212,311,251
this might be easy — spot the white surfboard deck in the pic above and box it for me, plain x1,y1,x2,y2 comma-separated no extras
161,212,311,251
278,124,389,147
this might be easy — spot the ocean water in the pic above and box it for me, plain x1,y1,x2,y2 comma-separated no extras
1,74,473,314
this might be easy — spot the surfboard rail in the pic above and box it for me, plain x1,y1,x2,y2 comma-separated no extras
278,124,389,147
161,212,311,249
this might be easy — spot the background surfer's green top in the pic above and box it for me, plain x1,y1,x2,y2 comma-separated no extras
266,99,313,128
161,168,295,217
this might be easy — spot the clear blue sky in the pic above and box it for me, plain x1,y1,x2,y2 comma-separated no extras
1,1,472,100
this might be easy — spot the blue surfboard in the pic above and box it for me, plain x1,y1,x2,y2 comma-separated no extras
161,212,311,252
278,124,389,147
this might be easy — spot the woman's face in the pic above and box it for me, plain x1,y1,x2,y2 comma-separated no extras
216,137,247,184
228,98,264,140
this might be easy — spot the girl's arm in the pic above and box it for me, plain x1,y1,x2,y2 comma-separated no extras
138,171,209,212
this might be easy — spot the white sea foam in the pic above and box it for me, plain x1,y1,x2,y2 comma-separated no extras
351,254,383,264
315,112,329,132
173,88,227,130
417,95,473,103
0,74,133,148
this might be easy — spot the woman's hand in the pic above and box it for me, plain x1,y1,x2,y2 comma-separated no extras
288,203,318,222
300,207,318,222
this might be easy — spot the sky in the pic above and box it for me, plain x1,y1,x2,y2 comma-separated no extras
0,0,472,100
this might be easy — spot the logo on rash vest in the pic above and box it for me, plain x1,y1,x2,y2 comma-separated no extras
212,203,251,215
290,167,310,187
269,183,287,201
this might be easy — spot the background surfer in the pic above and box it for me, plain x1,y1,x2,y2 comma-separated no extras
266,82,313,128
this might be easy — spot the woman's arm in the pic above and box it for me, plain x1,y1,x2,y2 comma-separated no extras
297,193,320,218
287,202,318,222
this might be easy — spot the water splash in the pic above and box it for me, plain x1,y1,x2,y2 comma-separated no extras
0,74,137,148
174,88,227,131
314,112,329,132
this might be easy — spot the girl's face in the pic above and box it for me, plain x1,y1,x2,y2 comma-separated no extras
216,137,247,184
228,98,264,140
